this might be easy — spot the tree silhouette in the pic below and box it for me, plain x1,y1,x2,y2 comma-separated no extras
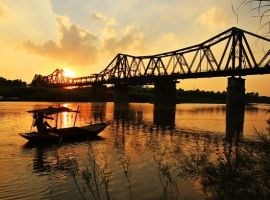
236,0,270,34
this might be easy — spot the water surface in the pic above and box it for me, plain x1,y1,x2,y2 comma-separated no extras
0,102,269,200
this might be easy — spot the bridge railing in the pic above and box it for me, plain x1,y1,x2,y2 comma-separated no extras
96,27,269,83
31,27,270,87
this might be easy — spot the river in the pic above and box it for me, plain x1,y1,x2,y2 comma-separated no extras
0,102,269,200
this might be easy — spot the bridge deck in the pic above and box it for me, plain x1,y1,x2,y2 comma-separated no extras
31,27,270,87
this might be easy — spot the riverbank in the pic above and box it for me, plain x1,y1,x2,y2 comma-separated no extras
0,86,270,104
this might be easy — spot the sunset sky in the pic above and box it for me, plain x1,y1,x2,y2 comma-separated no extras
0,0,269,95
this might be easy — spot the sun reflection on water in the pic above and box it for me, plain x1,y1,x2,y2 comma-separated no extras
0,102,270,199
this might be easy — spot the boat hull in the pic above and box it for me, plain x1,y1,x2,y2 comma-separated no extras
19,123,107,143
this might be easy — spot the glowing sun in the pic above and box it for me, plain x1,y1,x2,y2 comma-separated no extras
63,68,75,77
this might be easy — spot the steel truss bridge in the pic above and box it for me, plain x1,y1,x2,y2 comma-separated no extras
31,27,270,87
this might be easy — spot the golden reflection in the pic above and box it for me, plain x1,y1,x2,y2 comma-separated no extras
2,102,270,199
62,103,69,107
62,112,68,128
56,111,70,128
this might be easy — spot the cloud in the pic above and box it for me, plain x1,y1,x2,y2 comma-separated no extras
92,11,117,26
197,7,230,29
102,24,145,55
0,3,10,20
23,15,99,66
23,14,146,68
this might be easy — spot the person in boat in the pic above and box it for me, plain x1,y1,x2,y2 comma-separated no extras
33,112,53,134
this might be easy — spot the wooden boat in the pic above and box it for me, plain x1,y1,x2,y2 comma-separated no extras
19,106,108,143
19,122,107,143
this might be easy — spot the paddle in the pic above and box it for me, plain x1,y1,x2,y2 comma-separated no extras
73,106,80,127
58,133,63,146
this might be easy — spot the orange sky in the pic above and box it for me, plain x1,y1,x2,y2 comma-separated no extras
0,0,269,95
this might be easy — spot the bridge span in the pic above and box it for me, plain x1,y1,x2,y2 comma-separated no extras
31,27,270,105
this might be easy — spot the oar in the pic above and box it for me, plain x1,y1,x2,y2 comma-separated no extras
58,133,63,146
55,104,60,129
56,104,64,146
73,106,80,127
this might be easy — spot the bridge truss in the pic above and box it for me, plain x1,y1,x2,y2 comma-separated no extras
31,27,270,87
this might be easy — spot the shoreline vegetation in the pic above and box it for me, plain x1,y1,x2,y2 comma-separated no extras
1,85,270,104
0,77,270,103
66,129,270,200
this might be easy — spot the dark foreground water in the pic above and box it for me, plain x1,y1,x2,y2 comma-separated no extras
0,102,270,200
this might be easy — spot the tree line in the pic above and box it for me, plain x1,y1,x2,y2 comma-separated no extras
0,76,27,87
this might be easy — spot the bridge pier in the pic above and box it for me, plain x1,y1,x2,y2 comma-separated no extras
153,104,176,127
226,77,245,109
114,84,129,103
225,77,245,142
91,84,107,102
154,79,176,105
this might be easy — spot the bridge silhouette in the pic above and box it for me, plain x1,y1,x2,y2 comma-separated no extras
31,27,269,87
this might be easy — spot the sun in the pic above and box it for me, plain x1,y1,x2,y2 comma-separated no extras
63,68,75,78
